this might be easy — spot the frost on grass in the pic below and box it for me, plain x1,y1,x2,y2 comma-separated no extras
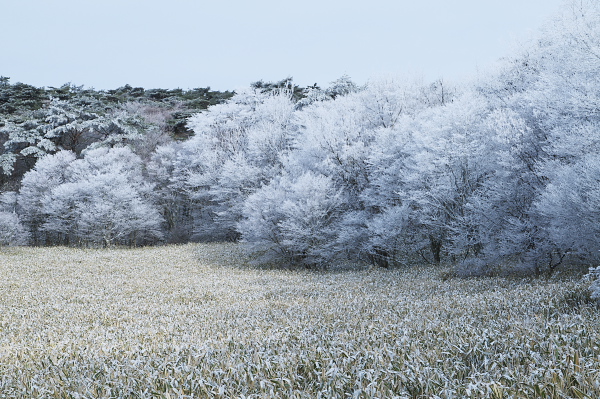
0,244,598,398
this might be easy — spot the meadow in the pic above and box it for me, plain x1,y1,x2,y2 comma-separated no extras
0,244,598,398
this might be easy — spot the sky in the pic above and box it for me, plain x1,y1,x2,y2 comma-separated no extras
1,0,565,91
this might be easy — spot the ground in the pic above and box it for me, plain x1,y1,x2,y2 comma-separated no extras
0,243,598,398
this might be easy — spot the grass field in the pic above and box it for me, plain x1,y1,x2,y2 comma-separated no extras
0,244,598,398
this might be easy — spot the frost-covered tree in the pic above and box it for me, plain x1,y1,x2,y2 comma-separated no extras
146,141,197,243
42,175,162,247
357,122,425,266
391,93,493,264
0,192,28,246
0,98,147,181
0,99,99,176
487,0,600,272
183,87,297,240
536,154,600,266
19,147,162,247
325,74,360,99
17,150,76,245
120,101,177,160
275,84,378,263
239,172,344,267
81,109,144,151
0,212,28,246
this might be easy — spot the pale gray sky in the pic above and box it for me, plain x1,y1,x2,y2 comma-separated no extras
1,0,564,91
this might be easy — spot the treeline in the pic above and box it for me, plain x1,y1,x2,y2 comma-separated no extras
2,0,600,276
0,79,234,185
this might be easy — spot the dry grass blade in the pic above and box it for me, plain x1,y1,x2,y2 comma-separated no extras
0,243,598,398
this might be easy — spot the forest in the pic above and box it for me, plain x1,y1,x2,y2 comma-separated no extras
1,1,600,286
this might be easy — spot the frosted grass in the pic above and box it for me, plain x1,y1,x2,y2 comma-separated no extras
0,243,598,398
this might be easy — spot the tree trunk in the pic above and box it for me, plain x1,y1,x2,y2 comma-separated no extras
430,236,442,264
